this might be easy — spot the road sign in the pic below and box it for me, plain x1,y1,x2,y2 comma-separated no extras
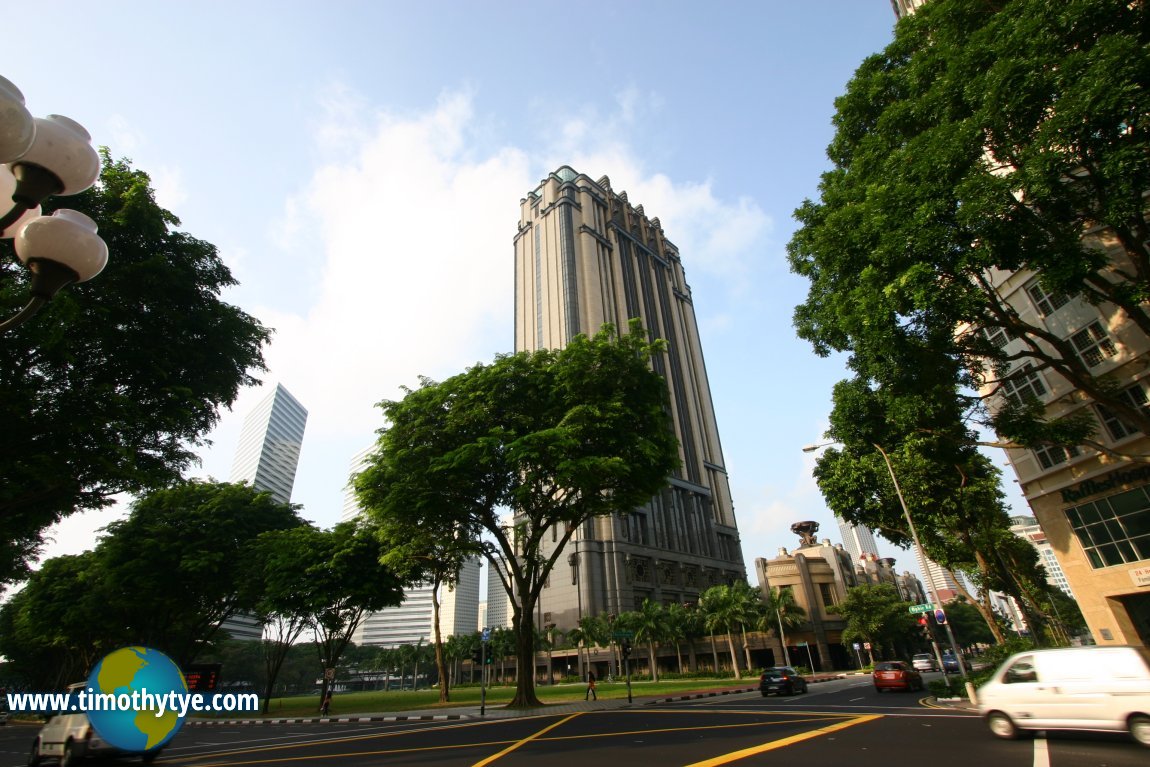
852,642,860,650
934,609,948,625
612,630,635,639
482,627,491,642
863,642,872,650
908,603,935,614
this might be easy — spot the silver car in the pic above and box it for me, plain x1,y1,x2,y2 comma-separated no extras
912,653,938,672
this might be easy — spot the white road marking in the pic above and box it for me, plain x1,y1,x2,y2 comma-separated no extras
1033,736,1050,767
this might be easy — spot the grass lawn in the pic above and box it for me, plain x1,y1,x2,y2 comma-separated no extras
238,678,756,718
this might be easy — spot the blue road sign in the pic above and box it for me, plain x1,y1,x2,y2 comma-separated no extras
482,627,491,642
934,609,947,625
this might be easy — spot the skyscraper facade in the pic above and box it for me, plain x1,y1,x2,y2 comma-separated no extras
229,383,308,506
512,166,745,629
836,517,880,561
225,383,308,640
1009,515,1074,598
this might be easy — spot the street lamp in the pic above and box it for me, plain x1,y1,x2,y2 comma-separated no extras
803,440,978,703
1,75,106,334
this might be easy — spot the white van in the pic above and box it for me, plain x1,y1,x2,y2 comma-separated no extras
978,646,1150,747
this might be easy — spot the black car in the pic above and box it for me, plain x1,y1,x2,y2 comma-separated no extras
760,666,808,696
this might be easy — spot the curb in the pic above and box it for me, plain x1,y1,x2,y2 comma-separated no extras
187,714,466,726
644,675,847,705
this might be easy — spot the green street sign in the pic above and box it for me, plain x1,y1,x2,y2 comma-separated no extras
908,603,935,615
612,631,635,639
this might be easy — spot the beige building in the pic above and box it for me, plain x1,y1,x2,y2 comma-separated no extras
981,260,1150,647
512,166,745,630
753,522,926,670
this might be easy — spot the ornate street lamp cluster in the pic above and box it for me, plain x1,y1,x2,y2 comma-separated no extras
0,74,105,333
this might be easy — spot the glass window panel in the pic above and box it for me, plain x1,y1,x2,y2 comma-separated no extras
1117,539,1138,562
1110,489,1150,516
1078,503,1102,525
1099,543,1124,566
1066,507,1083,527
1132,535,1150,560
1121,510,1150,538
1087,548,1105,568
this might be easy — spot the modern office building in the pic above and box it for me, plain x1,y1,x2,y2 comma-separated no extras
912,548,967,604
486,556,513,630
836,517,880,561
512,166,745,630
341,444,376,522
224,383,308,640
229,383,308,506
890,0,927,19
1009,515,1075,597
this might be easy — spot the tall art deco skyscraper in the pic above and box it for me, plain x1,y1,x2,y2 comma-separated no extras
513,166,745,629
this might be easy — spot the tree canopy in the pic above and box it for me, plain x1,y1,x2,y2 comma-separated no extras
356,321,679,706
788,0,1150,456
0,152,271,585
0,481,302,684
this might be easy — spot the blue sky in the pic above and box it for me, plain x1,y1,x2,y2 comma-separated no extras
10,1,1028,583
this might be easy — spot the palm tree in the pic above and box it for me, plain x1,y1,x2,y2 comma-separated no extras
664,602,689,673
631,599,669,682
577,614,611,677
730,581,764,670
700,584,755,680
759,585,807,667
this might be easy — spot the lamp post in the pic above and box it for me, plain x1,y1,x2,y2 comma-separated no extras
1,75,106,334
803,440,978,704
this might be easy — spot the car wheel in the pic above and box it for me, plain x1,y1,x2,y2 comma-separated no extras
761,691,768,697
1129,714,1150,747
27,739,41,767
987,711,1022,740
59,740,80,767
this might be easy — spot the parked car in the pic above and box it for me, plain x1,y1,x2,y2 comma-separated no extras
912,653,939,672
978,646,1150,747
942,653,968,674
760,666,808,696
873,661,925,693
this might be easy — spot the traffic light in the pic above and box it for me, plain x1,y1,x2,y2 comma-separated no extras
917,615,930,637
621,639,632,660
472,646,484,665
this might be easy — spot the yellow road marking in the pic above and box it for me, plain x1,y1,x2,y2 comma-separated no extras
682,714,883,767
471,712,583,767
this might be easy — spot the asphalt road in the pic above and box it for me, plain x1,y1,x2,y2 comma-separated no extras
2,674,1146,767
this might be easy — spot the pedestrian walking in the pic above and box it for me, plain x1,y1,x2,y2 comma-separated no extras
585,671,597,701
320,691,332,715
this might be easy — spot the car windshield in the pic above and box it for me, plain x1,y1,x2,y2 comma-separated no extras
875,662,906,671
763,668,791,678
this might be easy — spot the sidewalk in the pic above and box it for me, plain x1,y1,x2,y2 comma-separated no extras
186,675,849,728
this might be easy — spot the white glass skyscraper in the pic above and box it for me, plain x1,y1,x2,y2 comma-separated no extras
229,383,308,506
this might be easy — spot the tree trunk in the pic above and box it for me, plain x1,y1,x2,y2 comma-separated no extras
725,631,742,680
648,641,659,682
674,641,684,674
431,576,449,703
510,606,542,707
709,633,719,674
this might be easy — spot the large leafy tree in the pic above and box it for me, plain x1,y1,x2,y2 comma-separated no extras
813,379,1062,644
356,322,679,707
831,584,916,662
268,521,404,707
95,480,304,666
0,153,270,585
789,0,1150,456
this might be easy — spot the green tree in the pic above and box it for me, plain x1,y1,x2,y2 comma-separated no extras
699,584,755,680
0,153,270,586
358,433,482,703
355,322,679,707
789,0,1150,458
628,600,669,682
759,585,808,663
288,521,405,707
0,552,112,687
831,584,916,663
95,480,303,666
